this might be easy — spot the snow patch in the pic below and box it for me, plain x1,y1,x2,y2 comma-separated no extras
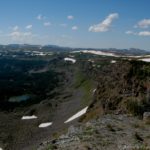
39,122,53,128
111,60,116,63
93,89,96,93
64,106,88,123
64,57,76,63
21,115,37,120
88,59,94,63
139,58,150,62
69,55,75,58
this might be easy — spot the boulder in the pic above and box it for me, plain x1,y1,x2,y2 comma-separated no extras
143,112,150,124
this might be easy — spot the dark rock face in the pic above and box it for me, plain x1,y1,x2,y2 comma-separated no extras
84,60,150,120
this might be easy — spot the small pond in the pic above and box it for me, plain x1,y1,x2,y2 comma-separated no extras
8,94,32,102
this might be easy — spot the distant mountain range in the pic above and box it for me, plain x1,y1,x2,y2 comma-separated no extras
0,44,150,56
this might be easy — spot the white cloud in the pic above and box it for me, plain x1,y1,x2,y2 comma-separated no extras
72,26,78,30
136,19,150,28
67,15,74,20
26,24,32,29
43,22,51,27
37,14,42,20
126,19,150,37
12,26,19,31
125,30,150,36
138,31,150,36
37,14,46,20
89,13,119,32
125,31,136,35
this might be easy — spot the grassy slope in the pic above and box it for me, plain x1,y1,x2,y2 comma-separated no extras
73,68,95,106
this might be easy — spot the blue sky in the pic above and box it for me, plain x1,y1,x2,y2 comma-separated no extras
0,0,150,49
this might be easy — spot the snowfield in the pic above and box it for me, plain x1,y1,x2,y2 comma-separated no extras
64,57,76,63
64,106,88,123
72,50,118,57
72,50,150,59
38,122,53,128
21,115,38,120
